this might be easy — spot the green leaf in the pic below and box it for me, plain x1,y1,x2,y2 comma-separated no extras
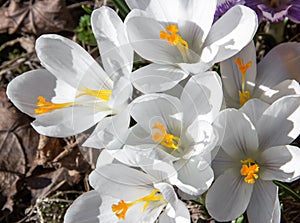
111,0,130,20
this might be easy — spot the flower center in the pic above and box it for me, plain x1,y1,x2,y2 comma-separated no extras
152,122,180,149
112,189,163,220
240,158,259,184
160,24,189,60
35,88,112,115
234,58,252,107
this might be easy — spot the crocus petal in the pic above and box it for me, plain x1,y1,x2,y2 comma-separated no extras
259,145,300,182
258,79,300,104
221,40,257,105
32,106,111,137
185,119,218,157
256,42,300,88
130,94,183,135
125,0,179,22
202,5,258,64
181,71,223,125
177,0,217,42
159,201,190,223
7,69,57,117
108,76,132,110
36,34,113,89
131,64,188,93
83,109,130,150
247,180,279,223
213,109,259,159
91,7,133,79
206,168,253,221
89,164,155,200
212,148,236,178
288,2,300,23
64,190,101,223
126,14,184,64
174,157,214,196
239,99,269,128
256,95,300,148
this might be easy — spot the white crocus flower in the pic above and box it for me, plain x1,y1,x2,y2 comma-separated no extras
113,72,223,196
206,96,300,222
64,163,190,223
125,0,258,93
221,40,300,108
6,7,133,138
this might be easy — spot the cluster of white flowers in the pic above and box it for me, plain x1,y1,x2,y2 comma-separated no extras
6,0,300,222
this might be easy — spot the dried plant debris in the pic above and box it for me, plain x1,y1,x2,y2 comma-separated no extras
0,0,75,35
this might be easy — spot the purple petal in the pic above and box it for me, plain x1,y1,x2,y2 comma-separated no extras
288,0,300,23
214,0,245,21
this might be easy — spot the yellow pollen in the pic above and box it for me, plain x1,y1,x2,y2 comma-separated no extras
76,88,112,101
152,122,180,149
234,58,252,106
34,96,74,115
240,158,259,184
160,24,188,58
112,189,163,220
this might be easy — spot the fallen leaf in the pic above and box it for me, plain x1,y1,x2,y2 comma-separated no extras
0,87,39,211
0,0,75,35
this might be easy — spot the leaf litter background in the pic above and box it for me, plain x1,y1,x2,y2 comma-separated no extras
0,0,299,222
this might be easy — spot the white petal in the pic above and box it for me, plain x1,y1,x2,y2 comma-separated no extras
108,76,132,110
247,181,278,223
181,71,223,125
212,148,236,178
159,201,190,223
36,34,113,89
125,0,179,22
131,64,188,93
64,190,101,223
185,120,217,156
126,15,183,64
239,99,270,128
7,69,57,117
258,79,300,104
174,157,214,196
89,164,155,201
259,145,300,182
206,168,253,221
213,109,259,159
32,106,110,137
178,0,216,42
221,41,257,103
256,95,300,148
83,109,130,150
130,94,182,136
91,7,133,79
256,42,300,88
202,5,258,63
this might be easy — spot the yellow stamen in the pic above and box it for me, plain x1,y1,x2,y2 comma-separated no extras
240,158,259,184
234,58,252,106
35,88,111,115
160,24,189,59
152,122,180,149
112,189,163,220
35,96,74,115
76,88,112,101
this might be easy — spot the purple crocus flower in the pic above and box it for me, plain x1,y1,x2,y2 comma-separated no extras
215,0,300,23
246,0,300,23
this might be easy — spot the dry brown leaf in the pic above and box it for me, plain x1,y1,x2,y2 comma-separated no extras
0,0,75,35
0,87,39,211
